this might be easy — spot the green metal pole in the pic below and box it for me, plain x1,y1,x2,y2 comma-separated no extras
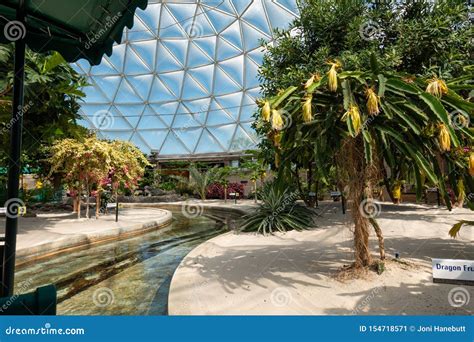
2,0,26,297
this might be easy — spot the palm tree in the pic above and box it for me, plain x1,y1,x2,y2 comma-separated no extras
189,164,216,200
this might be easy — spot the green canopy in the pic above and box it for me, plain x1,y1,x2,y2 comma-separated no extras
0,0,148,65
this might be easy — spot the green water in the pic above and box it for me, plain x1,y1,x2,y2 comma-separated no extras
14,211,226,315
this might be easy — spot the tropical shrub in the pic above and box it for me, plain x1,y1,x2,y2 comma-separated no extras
256,0,473,267
241,182,314,235
206,182,244,200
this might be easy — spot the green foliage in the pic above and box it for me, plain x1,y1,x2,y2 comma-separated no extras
256,0,473,264
0,45,88,172
188,164,217,200
240,182,314,235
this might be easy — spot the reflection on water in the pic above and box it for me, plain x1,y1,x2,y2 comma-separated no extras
14,211,226,315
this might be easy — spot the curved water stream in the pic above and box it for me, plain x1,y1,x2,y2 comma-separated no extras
14,210,227,315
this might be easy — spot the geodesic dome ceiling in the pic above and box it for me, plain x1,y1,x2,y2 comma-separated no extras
73,0,298,156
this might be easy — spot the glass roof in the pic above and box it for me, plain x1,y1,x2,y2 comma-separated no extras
73,0,298,156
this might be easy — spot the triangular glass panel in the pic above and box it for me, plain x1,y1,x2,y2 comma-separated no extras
107,43,126,73
208,124,237,151
230,125,255,151
136,3,161,33
124,46,151,75
130,40,156,70
159,6,187,39
89,57,118,75
193,36,217,59
204,6,236,33
156,42,183,72
195,129,224,154
138,130,168,150
173,127,203,152
221,20,243,50
213,66,241,95
275,0,300,15
231,0,253,15
149,77,177,102
91,75,122,101
115,104,145,128
160,131,190,155
187,64,214,94
159,71,185,98
150,102,179,118
217,37,242,61
192,6,218,37
130,133,151,153
127,16,155,41
219,55,244,87
126,74,154,100
137,107,168,130
245,57,260,88
161,39,188,66
242,0,272,36
206,100,235,125
241,21,271,51
182,73,209,100
215,93,243,121
265,0,296,31
115,79,143,104
83,84,110,103
187,42,213,68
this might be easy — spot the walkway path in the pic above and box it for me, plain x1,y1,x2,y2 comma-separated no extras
169,202,474,315
0,208,172,265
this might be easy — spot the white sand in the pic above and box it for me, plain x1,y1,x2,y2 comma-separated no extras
168,202,474,315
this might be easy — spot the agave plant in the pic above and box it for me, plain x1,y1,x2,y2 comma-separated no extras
240,182,314,235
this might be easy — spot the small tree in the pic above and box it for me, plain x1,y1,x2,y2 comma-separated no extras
212,166,235,203
189,164,216,200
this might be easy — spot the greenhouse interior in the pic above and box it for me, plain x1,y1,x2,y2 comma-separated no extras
0,0,472,318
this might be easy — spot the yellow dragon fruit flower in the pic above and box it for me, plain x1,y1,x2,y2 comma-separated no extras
426,78,448,98
302,95,313,123
469,153,474,176
262,100,271,122
305,75,315,89
365,87,380,116
272,109,284,130
438,124,451,152
327,61,341,92
273,132,282,147
342,104,361,135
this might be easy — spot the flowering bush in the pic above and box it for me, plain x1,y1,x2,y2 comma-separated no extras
206,182,244,199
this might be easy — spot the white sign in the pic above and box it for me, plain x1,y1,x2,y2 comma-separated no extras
432,258,474,283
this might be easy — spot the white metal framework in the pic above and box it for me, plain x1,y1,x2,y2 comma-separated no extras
73,0,298,155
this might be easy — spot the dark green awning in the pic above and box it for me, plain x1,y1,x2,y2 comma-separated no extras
0,0,148,65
